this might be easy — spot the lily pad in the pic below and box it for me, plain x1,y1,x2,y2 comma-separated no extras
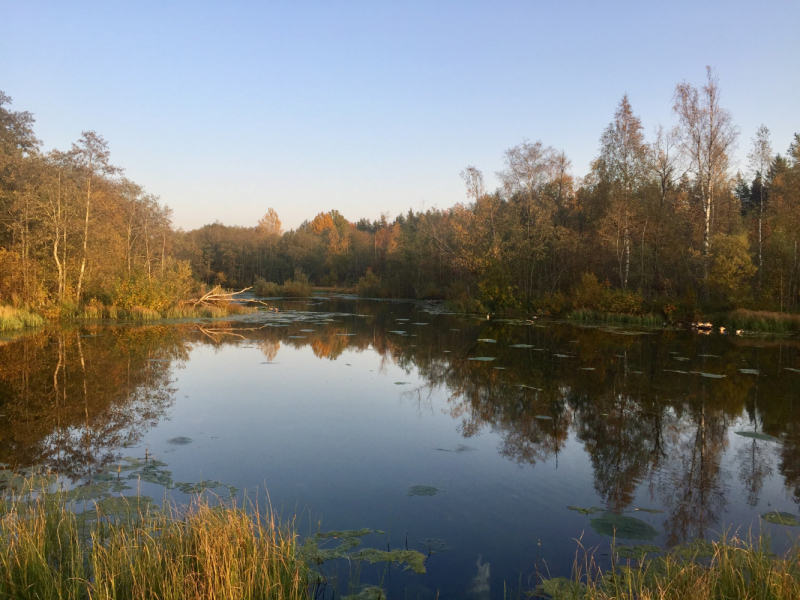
735,431,779,442
394,382,409,385
535,415,553,420
674,539,716,558
785,368,800,374
509,344,534,348
477,338,496,343
407,485,442,497
739,369,760,375
554,353,569,358
693,371,726,379
468,357,496,361
590,512,657,540
634,507,664,514
167,436,193,445
421,538,451,553
761,511,800,526
568,505,603,515
579,367,595,371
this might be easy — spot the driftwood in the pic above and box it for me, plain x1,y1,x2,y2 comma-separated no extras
184,286,252,308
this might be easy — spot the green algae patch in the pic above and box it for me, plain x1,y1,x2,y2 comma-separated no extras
407,485,442,496
351,548,427,573
590,512,657,540
568,505,603,515
762,511,800,526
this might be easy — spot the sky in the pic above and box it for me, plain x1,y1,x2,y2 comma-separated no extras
1,1,799,231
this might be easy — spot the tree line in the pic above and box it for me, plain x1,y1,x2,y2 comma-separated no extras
2,68,799,316
0,91,190,316
176,69,800,316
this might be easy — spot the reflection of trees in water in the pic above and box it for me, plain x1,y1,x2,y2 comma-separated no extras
0,326,188,480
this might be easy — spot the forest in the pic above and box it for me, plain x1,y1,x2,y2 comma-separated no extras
2,68,799,323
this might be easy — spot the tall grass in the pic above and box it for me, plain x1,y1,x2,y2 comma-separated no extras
76,301,251,321
537,535,800,600
567,310,664,327
0,482,309,599
0,305,45,331
719,309,800,333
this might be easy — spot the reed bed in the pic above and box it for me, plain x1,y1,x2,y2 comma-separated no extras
77,302,251,321
537,535,800,600
0,483,309,600
718,309,800,333
567,310,664,327
0,305,45,331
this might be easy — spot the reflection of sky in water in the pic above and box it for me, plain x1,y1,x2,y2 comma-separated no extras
2,298,800,598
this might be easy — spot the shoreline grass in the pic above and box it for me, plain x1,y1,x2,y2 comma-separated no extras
0,481,308,599
0,305,45,331
567,310,665,327
716,309,800,334
537,535,800,600
75,301,253,321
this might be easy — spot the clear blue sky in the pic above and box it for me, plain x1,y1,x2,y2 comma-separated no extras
2,1,798,230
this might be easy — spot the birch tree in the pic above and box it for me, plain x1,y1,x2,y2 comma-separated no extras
747,124,772,289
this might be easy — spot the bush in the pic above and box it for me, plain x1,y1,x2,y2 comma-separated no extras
281,270,313,297
571,273,643,315
355,268,384,298
253,277,282,297
112,261,194,312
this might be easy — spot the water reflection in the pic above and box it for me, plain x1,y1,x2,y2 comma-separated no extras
1,299,799,556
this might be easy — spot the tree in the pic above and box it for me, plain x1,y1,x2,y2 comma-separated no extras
673,68,738,282
257,208,282,236
597,95,648,288
70,131,119,302
747,125,772,290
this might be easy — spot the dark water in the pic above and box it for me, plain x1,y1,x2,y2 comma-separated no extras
2,297,800,598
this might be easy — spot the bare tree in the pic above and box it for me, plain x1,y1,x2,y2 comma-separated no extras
650,125,683,205
748,124,772,290
673,68,738,280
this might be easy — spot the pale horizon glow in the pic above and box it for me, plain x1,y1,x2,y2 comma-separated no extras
2,1,798,231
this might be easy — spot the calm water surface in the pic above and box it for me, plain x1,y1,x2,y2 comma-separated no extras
2,297,800,598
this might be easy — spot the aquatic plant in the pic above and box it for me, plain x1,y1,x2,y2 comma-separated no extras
589,512,657,540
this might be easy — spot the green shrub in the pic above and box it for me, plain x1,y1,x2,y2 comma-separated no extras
355,268,384,298
0,305,45,331
253,277,282,297
281,270,313,297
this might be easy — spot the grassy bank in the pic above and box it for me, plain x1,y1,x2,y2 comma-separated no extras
567,310,665,327
75,301,252,321
715,309,800,334
0,481,308,599
538,535,800,600
0,306,45,331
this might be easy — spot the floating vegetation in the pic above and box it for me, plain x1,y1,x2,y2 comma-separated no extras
468,357,496,361
477,338,496,343
589,512,657,540
394,381,409,385
568,506,603,515
634,507,664,514
663,369,689,374
289,335,306,338
413,323,428,326
509,343,535,348
673,538,716,558
316,528,380,539
407,485,442,496
674,356,690,361
421,538,451,553
785,367,800,374
735,431,779,442
761,511,800,526
535,415,553,420
343,586,387,600
167,436,193,445
515,384,542,390
554,353,569,358
300,329,315,332
699,353,720,358
351,548,427,574
579,367,595,371
389,330,407,334
335,333,355,336
615,544,661,559
739,368,760,375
